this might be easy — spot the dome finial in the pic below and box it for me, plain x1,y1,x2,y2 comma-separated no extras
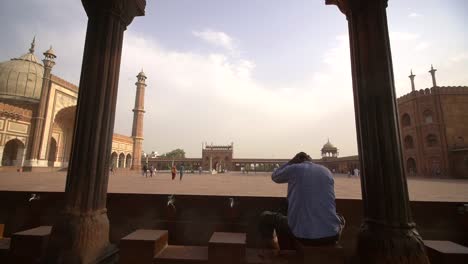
137,68,147,83
29,36,36,54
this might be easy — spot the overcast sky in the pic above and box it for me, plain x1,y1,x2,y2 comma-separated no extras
1,0,467,158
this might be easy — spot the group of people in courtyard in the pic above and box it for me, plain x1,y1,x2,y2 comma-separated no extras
141,164,186,180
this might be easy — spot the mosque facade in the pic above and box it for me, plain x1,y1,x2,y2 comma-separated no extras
0,38,144,171
149,140,360,174
397,67,468,178
1,39,466,178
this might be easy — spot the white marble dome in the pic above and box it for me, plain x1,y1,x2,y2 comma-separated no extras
0,39,44,103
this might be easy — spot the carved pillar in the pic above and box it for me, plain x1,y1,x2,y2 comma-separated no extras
131,70,146,170
44,0,145,263
326,0,429,263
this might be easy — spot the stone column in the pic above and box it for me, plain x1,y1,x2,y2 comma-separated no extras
209,156,213,172
131,70,146,170
25,45,56,168
409,70,416,92
326,0,429,263
45,1,145,263
429,64,437,87
0,146,3,167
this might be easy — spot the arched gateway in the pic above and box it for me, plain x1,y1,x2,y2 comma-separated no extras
1,138,25,166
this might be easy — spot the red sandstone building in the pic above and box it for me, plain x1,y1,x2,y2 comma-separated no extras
398,66,468,178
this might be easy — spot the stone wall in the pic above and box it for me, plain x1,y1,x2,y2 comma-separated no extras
0,191,466,257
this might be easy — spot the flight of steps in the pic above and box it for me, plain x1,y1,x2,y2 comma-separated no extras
119,229,346,264
0,225,348,264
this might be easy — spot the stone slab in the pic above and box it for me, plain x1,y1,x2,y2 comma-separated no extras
295,241,344,264
119,229,168,264
10,226,52,264
424,240,468,264
154,245,208,264
209,232,246,245
0,238,11,263
208,232,246,264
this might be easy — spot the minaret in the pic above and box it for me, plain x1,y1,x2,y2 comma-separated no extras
26,40,57,167
131,70,146,170
409,69,416,92
429,64,437,87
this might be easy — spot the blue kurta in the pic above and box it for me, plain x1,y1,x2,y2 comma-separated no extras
272,161,341,239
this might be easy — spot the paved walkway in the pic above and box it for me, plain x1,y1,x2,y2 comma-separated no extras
0,170,466,201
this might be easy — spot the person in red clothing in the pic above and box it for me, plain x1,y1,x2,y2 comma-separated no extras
171,165,177,180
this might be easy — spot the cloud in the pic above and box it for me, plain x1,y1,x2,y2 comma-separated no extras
114,32,357,158
192,29,236,52
408,12,423,18
415,41,430,51
450,52,468,63
390,31,420,41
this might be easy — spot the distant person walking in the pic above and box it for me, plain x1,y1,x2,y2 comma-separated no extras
149,165,154,177
110,164,115,176
353,168,359,177
199,166,202,174
143,164,148,177
171,165,177,180
179,165,185,180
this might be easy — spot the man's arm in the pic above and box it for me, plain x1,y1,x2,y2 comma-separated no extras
271,163,293,183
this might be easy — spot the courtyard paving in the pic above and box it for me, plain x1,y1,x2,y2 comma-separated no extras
0,170,466,201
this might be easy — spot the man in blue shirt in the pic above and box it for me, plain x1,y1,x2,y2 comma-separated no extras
259,152,344,250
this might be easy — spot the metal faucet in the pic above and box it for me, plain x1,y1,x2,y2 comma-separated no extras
167,195,176,209
29,193,40,202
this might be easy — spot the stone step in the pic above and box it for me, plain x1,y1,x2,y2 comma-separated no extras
208,232,246,264
119,229,169,264
295,241,344,264
0,238,11,263
245,248,298,264
424,240,468,264
154,245,208,264
9,225,52,264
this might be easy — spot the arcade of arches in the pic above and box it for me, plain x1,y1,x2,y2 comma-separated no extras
111,152,132,169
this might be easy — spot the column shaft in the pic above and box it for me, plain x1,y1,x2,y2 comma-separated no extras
45,1,145,262
327,0,429,263
27,67,52,164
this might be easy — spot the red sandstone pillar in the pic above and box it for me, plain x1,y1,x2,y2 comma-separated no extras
44,1,145,263
326,0,429,263
131,70,146,170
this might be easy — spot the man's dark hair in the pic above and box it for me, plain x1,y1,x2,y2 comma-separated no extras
288,152,312,164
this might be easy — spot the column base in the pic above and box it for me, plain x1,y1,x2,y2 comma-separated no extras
357,222,430,264
44,209,112,264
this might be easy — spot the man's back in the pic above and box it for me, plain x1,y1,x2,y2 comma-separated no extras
272,161,341,239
